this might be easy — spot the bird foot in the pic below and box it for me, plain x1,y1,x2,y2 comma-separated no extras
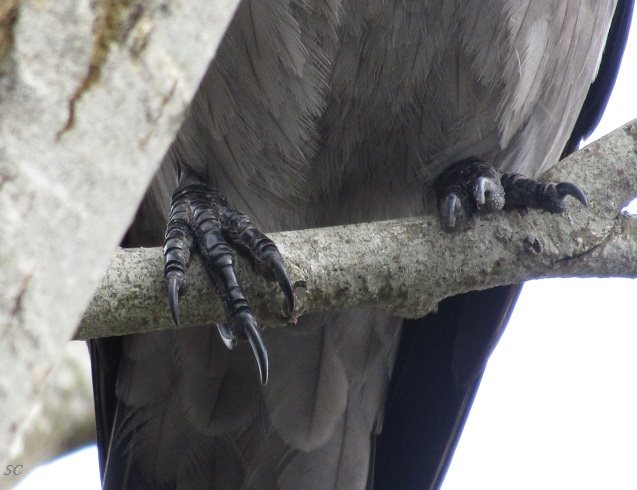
435,159,587,229
163,174,294,384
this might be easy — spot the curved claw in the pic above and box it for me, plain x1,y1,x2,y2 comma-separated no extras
244,322,269,385
216,323,237,350
474,177,505,211
445,194,459,229
168,276,180,327
556,182,588,207
474,177,488,207
271,259,294,316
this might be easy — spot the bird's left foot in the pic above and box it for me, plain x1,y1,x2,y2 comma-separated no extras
435,158,587,230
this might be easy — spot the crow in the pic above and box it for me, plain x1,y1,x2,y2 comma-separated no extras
90,1,634,488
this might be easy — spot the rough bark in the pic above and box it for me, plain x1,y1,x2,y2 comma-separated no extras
0,0,240,466
77,119,637,339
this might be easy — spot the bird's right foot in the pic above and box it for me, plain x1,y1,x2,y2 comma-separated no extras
163,172,294,384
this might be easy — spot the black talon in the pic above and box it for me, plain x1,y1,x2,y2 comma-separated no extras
271,259,294,316
216,323,237,350
556,182,589,207
501,173,588,212
244,321,269,385
163,191,193,327
216,318,267,383
168,276,180,327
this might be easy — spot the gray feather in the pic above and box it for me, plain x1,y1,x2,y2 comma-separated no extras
264,320,349,451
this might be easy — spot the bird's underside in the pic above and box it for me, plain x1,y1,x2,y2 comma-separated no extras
91,1,631,489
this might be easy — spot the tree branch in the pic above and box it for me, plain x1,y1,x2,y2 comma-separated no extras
0,0,241,466
77,119,637,340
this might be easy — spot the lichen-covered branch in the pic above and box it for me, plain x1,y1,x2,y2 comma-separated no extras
77,119,637,340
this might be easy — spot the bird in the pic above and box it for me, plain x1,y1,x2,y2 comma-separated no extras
89,1,634,489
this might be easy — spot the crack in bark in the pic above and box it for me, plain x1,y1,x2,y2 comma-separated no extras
56,0,140,139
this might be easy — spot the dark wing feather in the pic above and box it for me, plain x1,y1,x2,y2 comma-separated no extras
373,286,521,490
562,0,635,156
88,337,122,479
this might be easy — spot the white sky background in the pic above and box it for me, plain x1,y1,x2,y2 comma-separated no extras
12,8,637,490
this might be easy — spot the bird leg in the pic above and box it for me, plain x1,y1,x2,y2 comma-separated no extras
435,158,587,229
163,170,294,385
